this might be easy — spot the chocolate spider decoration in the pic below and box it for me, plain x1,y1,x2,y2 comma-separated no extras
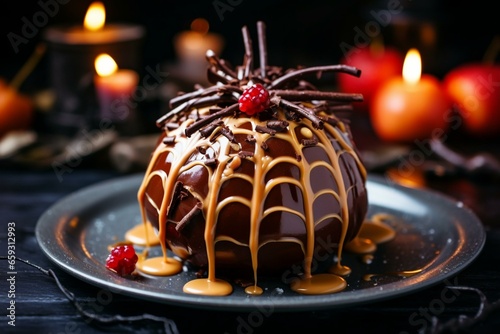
156,21,363,138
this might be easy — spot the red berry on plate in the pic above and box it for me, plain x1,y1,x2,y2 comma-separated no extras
238,83,270,115
105,245,138,276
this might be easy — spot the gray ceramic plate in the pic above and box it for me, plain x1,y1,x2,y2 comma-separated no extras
36,173,486,312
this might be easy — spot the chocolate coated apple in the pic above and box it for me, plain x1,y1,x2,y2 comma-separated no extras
137,22,368,292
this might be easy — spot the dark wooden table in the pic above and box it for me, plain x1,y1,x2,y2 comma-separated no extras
1,113,500,334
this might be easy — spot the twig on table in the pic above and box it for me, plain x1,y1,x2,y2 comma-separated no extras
430,137,500,177
0,256,179,334
427,286,500,334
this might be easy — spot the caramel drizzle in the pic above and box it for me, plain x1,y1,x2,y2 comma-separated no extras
137,105,366,294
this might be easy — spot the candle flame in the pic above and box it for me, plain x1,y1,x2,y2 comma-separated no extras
84,2,106,31
95,54,117,77
190,18,209,35
402,48,421,85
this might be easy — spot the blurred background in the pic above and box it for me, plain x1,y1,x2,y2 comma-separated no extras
2,0,498,78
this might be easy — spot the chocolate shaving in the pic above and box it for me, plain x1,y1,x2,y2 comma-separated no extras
316,104,354,114
204,158,218,167
163,136,176,144
209,129,222,142
279,99,323,129
261,141,269,151
273,90,363,103
267,120,289,132
207,66,231,85
284,109,300,122
169,87,210,109
221,59,237,77
241,25,253,79
209,107,223,114
323,116,339,127
169,85,242,109
165,122,179,130
258,108,278,121
200,120,223,138
257,21,267,79
255,125,276,135
185,104,239,137
268,65,361,89
295,152,302,162
238,151,254,158
301,137,318,147
206,49,238,79
157,95,236,128
176,202,203,232
220,126,236,143
167,181,187,219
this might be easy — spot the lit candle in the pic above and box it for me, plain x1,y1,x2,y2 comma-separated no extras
370,48,450,142
173,18,224,82
44,2,145,47
94,53,139,123
42,2,145,134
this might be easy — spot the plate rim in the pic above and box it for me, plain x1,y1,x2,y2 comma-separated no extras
35,173,486,312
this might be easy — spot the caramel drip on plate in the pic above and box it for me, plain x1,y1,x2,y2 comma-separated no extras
363,269,423,282
357,215,397,245
343,214,396,255
183,278,233,296
290,273,347,295
125,222,160,246
136,256,182,276
134,107,368,296
342,213,408,282
349,213,420,283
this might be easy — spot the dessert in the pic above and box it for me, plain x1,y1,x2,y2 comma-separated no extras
132,22,375,296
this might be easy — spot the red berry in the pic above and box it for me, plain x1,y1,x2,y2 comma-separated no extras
238,84,270,115
105,245,138,276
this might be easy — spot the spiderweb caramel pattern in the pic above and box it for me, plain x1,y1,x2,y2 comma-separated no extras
137,21,367,295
